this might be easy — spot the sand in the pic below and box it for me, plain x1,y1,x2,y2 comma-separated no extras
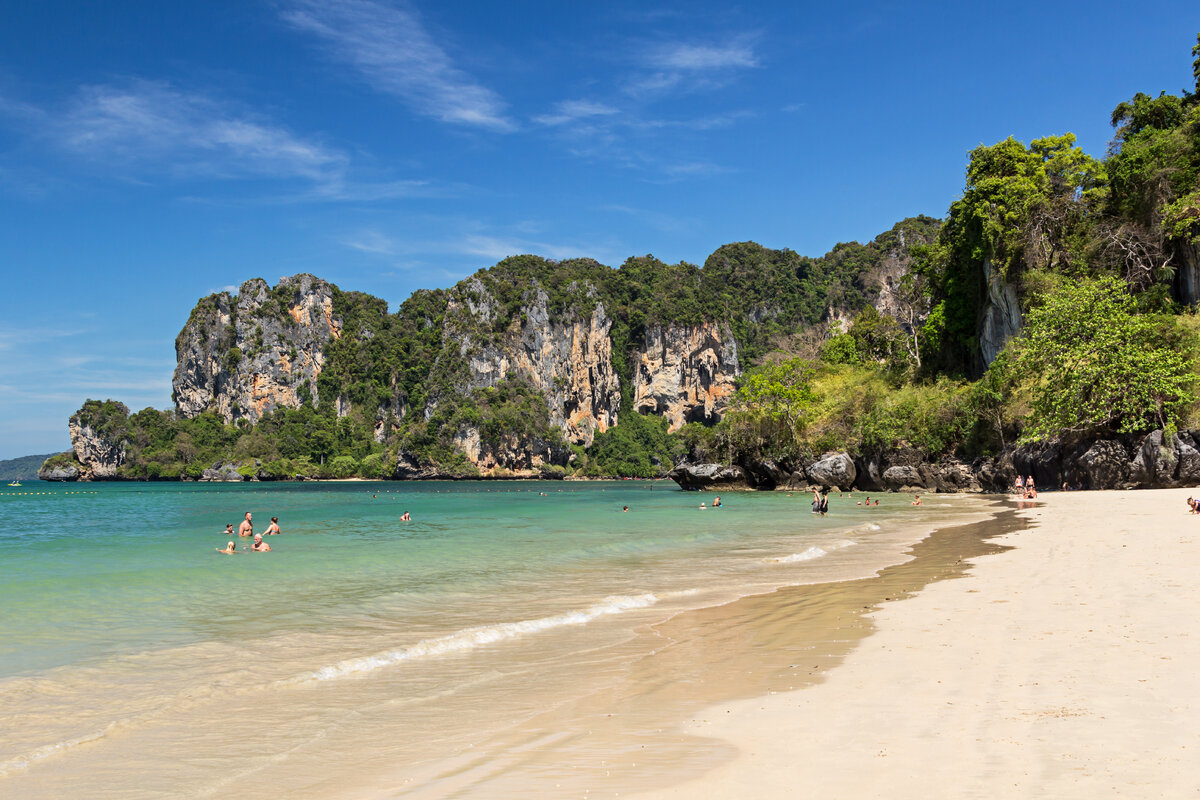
634,489,1200,799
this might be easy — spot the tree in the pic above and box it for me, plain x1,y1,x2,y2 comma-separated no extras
1011,278,1195,440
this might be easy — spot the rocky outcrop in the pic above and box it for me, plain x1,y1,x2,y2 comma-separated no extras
633,322,740,432
1175,241,1200,306
69,416,125,480
172,274,346,424
200,462,244,482
445,281,620,447
672,430,1200,493
978,256,1022,367
38,462,80,481
668,462,749,491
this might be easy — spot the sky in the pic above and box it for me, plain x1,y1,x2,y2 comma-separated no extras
0,1,1197,459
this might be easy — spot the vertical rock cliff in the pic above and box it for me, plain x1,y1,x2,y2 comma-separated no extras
440,278,621,447
172,274,342,423
978,256,1022,367
632,322,740,431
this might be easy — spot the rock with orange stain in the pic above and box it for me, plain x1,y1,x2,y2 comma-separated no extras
632,322,740,432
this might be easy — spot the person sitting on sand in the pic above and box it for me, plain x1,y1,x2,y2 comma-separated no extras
238,512,253,538
400,511,411,521
251,534,271,552
264,517,281,535
911,495,922,506
216,541,237,554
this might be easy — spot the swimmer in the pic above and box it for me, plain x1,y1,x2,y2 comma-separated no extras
251,533,271,552
264,517,281,535
699,502,706,509
216,541,237,554
400,511,411,521
622,506,629,512
713,496,722,507
911,495,922,506
238,512,253,538
223,523,234,535
874,499,880,506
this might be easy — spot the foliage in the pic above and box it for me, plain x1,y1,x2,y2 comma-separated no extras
1010,278,1195,439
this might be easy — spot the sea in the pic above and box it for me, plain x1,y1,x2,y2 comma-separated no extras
0,479,997,798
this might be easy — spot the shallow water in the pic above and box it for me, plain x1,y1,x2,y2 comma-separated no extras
0,480,989,798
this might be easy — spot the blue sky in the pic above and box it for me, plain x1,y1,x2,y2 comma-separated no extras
1,1,1197,459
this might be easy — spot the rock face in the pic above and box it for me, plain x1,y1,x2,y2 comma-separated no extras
632,322,740,432
452,426,569,477
69,417,125,480
200,462,244,482
172,274,345,424
1175,241,1200,306
445,281,620,447
978,256,1022,368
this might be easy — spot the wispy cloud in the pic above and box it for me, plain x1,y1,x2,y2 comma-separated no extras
625,34,761,97
57,80,346,182
647,40,760,71
533,99,619,127
281,0,513,130
343,229,398,255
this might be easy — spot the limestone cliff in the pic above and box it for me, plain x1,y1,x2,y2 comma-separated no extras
978,256,1022,367
632,322,740,431
172,274,342,424
439,278,621,447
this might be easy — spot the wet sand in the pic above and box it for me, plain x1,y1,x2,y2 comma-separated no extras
633,489,1200,799
364,499,1018,798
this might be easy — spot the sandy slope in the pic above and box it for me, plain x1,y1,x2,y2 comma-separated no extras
635,489,1200,799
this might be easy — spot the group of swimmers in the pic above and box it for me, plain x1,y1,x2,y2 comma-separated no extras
216,511,278,554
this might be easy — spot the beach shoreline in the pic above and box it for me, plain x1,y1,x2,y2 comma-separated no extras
631,488,1200,799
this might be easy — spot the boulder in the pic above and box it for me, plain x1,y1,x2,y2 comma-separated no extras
881,465,924,491
1077,440,1130,489
668,462,748,491
929,459,982,492
806,452,856,490
1176,433,1200,485
200,462,244,482
739,458,788,490
1129,430,1176,488
852,453,885,491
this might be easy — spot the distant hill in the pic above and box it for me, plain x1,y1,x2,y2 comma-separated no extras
0,453,59,481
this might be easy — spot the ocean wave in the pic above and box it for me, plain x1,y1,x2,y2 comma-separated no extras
285,592,672,684
769,540,856,564
0,722,117,777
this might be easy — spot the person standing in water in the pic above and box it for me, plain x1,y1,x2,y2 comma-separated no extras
251,534,271,552
264,517,281,535
237,512,253,538
713,496,722,508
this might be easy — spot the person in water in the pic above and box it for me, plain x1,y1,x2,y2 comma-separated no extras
911,495,922,506
264,517,281,535
622,506,629,512
251,534,271,552
400,511,411,521
812,490,828,516
713,496,722,507
216,541,237,554
223,523,234,535
238,512,253,538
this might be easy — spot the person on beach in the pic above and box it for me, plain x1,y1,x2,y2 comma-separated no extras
238,512,253,538
216,541,237,554
400,511,411,521
1026,476,1036,493
911,495,922,506
251,534,271,552
1014,475,1024,493
264,517,281,535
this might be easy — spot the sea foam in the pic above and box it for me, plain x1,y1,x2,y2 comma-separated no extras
288,593,669,684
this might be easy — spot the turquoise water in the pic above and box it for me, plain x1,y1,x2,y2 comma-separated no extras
0,479,981,798
0,480,861,677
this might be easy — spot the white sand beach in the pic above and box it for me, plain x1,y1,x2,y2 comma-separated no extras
635,489,1200,799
